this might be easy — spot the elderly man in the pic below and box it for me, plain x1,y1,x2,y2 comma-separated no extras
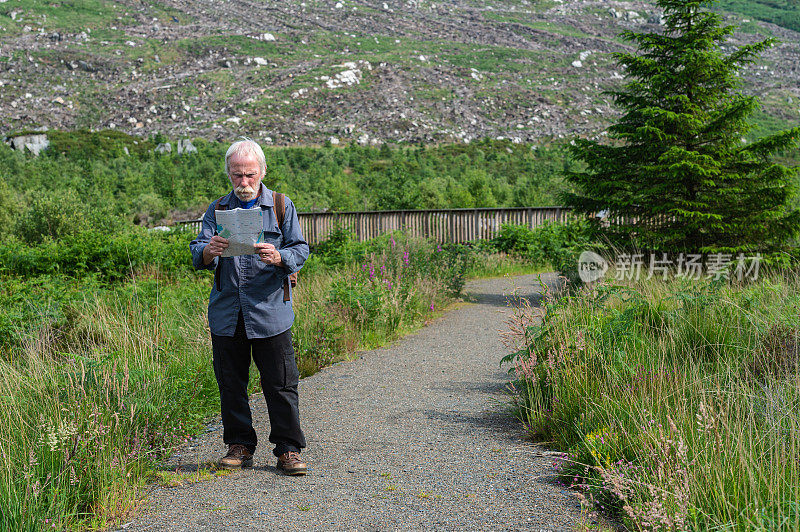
190,138,309,475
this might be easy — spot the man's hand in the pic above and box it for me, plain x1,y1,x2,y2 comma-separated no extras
255,243,284,267
203,235,229,265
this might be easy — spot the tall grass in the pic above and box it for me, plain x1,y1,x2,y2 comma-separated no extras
505,272,800,530
0,232,478,530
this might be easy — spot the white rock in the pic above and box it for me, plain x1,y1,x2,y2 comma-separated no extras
177,138,197,154
127,117,137,124
471,71,482,80
155,143,172,154
335,2,343,8
418,55,427,61
8,134,49,156
253,57,268,66
329,136,340,145
571,60,582,68
261,33,276,41
226,117,241,125
53,96,64,105
325,68,361,89
579,51,591,61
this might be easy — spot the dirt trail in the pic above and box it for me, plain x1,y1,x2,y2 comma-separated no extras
124,273,582,531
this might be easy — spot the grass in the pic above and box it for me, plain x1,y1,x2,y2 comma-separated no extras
150,466,231,488
505,268,800,530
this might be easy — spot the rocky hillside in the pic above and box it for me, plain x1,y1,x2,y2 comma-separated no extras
1,0,798,145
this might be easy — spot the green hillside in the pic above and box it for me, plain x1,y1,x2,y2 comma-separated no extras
716,0,800,32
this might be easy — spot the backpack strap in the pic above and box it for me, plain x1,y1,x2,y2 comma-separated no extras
213,196,227,291
272,191,292,302
273,191,285,226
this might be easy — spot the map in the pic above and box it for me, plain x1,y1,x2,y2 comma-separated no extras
215,208,263,257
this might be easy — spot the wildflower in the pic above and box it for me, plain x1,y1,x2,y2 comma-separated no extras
429,302,435,311
513,355,537,381
403,251,410,266
390,236,396,248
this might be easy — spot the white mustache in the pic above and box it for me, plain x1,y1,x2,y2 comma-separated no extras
234,185,258,201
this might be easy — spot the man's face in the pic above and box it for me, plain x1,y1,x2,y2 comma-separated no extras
228,152,264,202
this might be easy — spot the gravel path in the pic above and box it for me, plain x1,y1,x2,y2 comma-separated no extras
124,274,582,531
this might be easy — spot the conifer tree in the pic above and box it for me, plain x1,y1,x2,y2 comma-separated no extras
563,0,800,253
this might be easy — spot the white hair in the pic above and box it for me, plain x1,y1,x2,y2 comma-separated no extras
225,137,266,176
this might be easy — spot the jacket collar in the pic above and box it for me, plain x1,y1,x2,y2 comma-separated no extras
218,184,274,209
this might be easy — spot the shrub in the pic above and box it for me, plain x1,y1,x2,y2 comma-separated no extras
491,219,602,288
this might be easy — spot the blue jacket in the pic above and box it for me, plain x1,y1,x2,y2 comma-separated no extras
190,186,309,338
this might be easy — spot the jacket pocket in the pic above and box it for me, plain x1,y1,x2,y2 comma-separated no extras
261,230,283,248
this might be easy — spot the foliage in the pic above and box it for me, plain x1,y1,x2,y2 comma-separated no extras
563,0,800,254
504,273,800,530
491,219,602,288
0,133,575,235
0,228,194,281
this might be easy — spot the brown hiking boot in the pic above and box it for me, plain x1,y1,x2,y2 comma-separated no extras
218,444,253,469
276,451,307,476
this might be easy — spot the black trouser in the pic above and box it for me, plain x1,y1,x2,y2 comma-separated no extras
211,313,306,457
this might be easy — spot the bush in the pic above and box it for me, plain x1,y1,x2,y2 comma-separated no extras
491,219,602,288
0,228,195,280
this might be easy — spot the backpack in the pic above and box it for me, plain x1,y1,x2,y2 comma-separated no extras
214,191,298,301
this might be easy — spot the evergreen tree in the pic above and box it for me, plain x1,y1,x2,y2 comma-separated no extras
562,0,800,253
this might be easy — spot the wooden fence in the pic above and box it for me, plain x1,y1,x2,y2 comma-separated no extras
175,206,578,245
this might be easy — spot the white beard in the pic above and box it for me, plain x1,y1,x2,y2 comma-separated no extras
234,185,258,201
